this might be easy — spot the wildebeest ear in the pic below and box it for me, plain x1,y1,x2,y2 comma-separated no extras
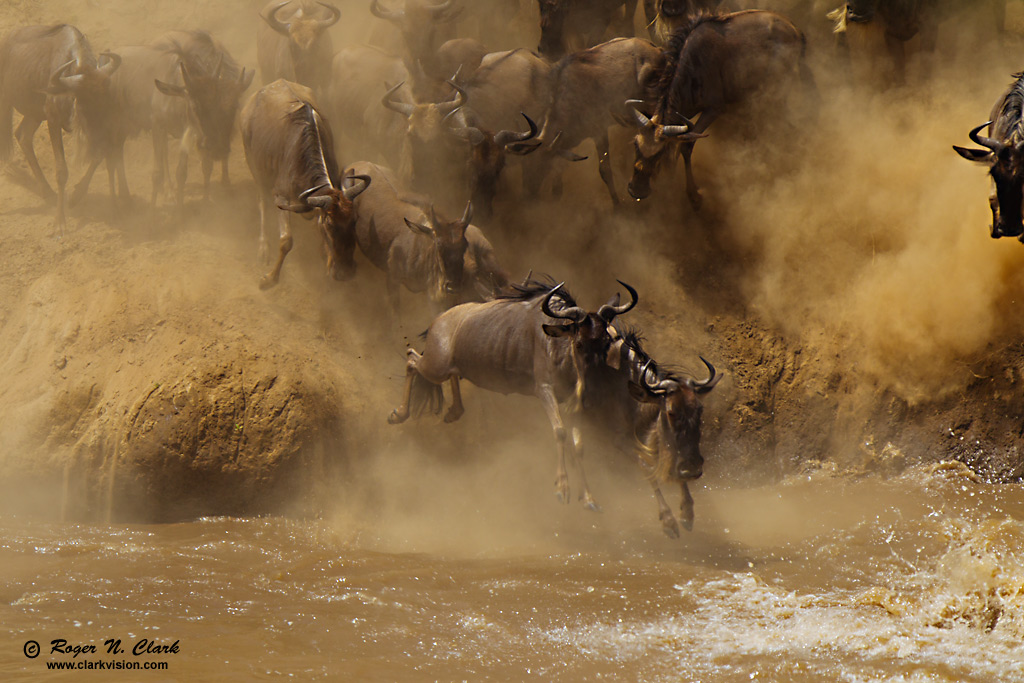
404,217,434,237
628,381,659,404
154,79,187,97
542,323,574,338
952,145,993,163
605,339,624,370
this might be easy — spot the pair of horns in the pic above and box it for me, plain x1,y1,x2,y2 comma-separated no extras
263,1,341,34
542,281,638,323
640,358,721,395
299,174,372,208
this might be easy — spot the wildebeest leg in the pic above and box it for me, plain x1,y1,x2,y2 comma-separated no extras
679,481,695,532
257,193,272,263
70,157,102,207
201,154,213,201
570,426,600,511
596,132,619,205
538,384,571,504
151,130,168,206
45,117,68,237
259,207,292,289
175,142,189,209
221,159,230,188
651,483,680,538
388,349,426,425
680,110,718,211
444,376,464,423
16,116,55,199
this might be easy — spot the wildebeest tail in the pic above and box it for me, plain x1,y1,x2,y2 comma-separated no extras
408,372,444,418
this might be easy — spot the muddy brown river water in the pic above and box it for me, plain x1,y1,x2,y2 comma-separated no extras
2,462,1022,682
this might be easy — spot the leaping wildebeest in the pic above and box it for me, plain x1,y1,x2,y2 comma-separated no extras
0,24,122,234
627,10,812,209
241,79,371,289
388,277,639,510
586,326,722,536
954,72,1024,241
257,0,341,94
346,161,509,317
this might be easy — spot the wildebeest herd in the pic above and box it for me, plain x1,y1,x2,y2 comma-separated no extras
0,0,1013,536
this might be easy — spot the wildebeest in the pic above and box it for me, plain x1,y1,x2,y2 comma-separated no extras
381,77,541,218
388,277,639,509
831,0,938,86
369,0,476,94
537,0,640,60
954,72,1024,241
257,0,341,94
628,11,811,208
531,37,665,205
0,24,122,234
587,326,721,535
241,79,370,289
346,161,508,316
93,30,252,208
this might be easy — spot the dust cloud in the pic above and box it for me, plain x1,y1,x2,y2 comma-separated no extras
1,0,1024,527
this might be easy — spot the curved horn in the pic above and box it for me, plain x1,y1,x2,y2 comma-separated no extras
370,0,404,22
969,121,1003,153
437,79,467,116
299,183,332,205
342,174,371,201
597,280,638,321
640,359,661,392
459,200,473,227
381,81,415,118
542,283,586,323
631,106,654,130
660,123,693,138
689,356,723,394
494,112,539,147
98,52,122,77
262,0,293,35
48,59,79,91
316,2,342,27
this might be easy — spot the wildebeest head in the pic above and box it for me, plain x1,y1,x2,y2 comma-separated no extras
629,357,721,482
537,0,571,59
448,112,540,220
278,174,371,281
542,281,639,376
156,60,254,161
262,1,341,84
382,79,466,189
954,121,1024,239
45,54,123,152
371,0,460,67
627,103,702,201
404,201,473,301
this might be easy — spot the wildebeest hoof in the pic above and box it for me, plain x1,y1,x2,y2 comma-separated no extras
258,274,278,290
555,480,570,504
580,495,602,513
661,513,680,538
681,517,694,532
443,407,463,423
387,409,407,425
